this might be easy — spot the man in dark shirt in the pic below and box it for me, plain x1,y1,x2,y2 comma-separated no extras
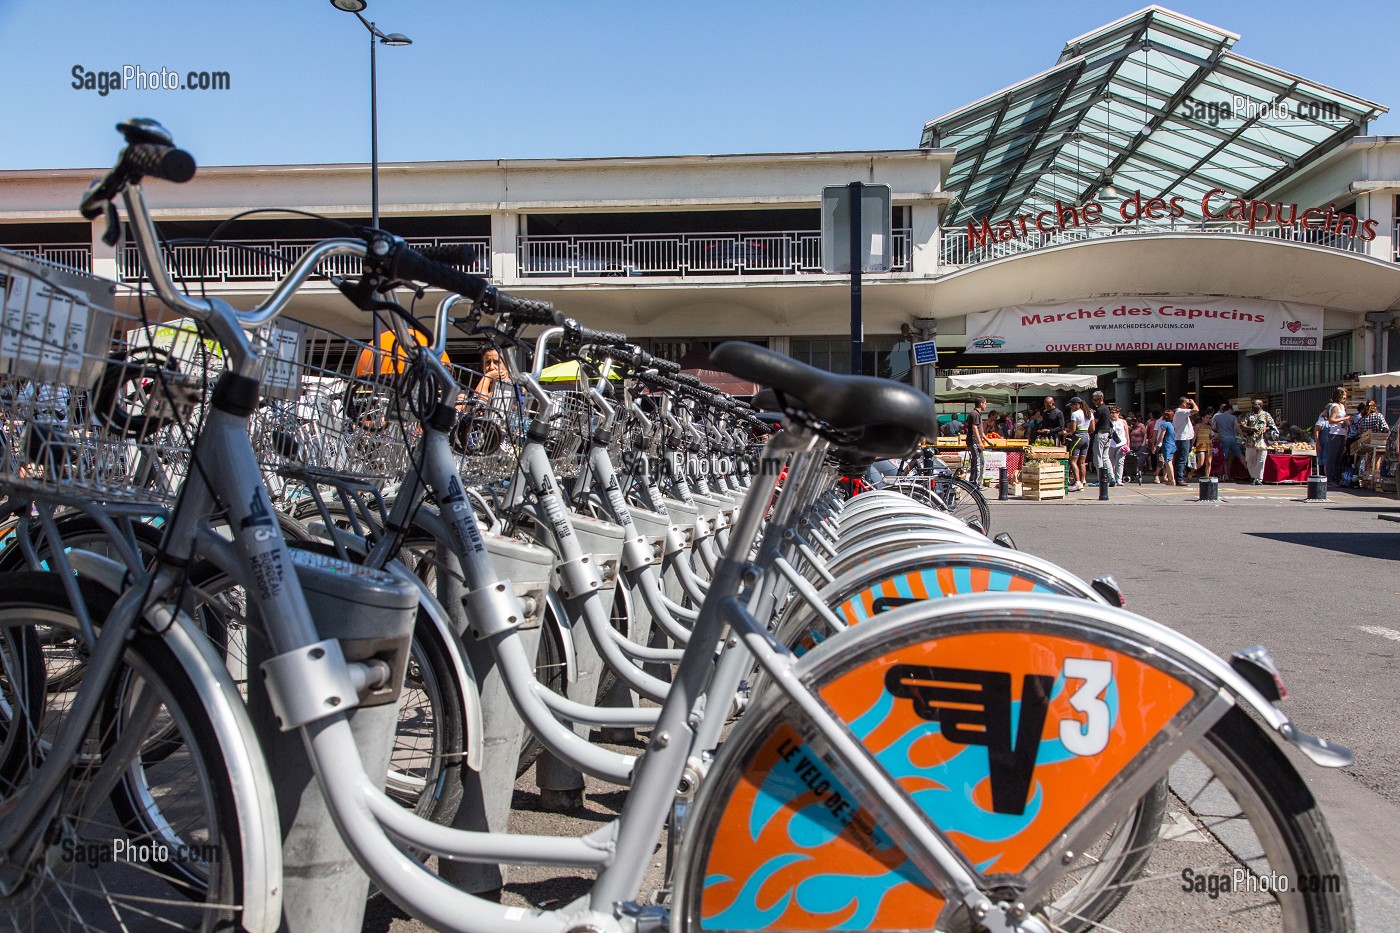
1036,396,1065,443
966,396,987,485
1089,390,1115,486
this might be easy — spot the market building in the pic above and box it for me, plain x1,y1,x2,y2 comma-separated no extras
1,6,1397,423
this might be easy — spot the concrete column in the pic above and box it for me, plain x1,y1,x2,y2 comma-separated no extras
90,217,118,280
1237,351,1256,395
491,211,519,284
1359,190,1396,262
910,204,940,275
1163,366,1186,408
1113,366,1137,409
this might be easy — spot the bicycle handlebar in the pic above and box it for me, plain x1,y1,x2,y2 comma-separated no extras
81,141,196,220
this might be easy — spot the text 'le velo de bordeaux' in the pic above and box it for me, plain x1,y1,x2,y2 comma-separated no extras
71,65,231,95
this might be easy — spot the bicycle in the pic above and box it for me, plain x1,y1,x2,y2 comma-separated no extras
0,120,1356,933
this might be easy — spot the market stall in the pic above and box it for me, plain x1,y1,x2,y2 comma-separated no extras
1211,444,1316,483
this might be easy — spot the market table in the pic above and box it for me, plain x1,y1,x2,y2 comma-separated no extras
1211,449,1314,483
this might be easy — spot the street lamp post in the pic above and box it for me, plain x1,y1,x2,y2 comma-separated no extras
330,0,411,229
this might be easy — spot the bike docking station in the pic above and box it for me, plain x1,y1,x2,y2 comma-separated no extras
609,500,675,729
535,510,626,812
439,531,554,897
247,550,418,933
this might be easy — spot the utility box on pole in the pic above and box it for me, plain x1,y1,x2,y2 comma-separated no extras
822,184,891,375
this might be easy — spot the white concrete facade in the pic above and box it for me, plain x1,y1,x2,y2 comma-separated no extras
0,150,953,339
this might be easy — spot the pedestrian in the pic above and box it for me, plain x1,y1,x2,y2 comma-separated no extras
965,396,987,486
1240,398,1278,485
1323,387,1350,487
1109,404,1129,485
1171,396,1199,485
1212,403,1245,481
474,347,512,400
1067,397,1090,491
1187,408,1213,481
1344,400,1367,485
1153,411,1177,485
1035,396,1064,446
1312,408,1329,472
1359,399,1389,433
1088,390,1113,487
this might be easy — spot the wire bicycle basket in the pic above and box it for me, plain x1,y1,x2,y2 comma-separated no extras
252,319,419,496
539,389,594,479
0,249,207,507
445,366,529,487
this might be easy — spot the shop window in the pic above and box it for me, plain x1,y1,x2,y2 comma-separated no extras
792,336,912,383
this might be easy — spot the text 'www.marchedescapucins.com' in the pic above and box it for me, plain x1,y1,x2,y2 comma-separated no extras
72,65,231,96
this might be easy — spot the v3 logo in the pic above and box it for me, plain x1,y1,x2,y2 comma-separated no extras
886,658,1113,815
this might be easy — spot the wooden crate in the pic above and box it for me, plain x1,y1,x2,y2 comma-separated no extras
1021,485,1065,501
1025,447,1068,459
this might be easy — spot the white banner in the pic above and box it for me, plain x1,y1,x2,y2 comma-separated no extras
965,297,1324,354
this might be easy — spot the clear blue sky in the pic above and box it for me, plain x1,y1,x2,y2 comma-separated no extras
0,0,1395,171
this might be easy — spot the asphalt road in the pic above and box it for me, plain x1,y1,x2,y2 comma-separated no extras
366,479,1400,931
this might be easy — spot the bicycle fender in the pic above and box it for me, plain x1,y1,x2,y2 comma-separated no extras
382,560,485,774
66,549,284,933
544,588,579,685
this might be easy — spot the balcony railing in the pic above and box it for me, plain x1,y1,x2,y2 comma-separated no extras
115,236,492,284
518,228,912,278
6,243,93,273
941,218,1378,268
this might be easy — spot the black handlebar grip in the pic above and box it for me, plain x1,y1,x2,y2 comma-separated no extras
676,373,703,388
607,343,643,366
585,328,630,347
415,243,479,267
124,144,196,184
495,292,565,326
390,243,491,301
562,318,629,347
653,357,681,375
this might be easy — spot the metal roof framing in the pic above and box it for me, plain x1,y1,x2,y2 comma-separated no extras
925,6,1386,226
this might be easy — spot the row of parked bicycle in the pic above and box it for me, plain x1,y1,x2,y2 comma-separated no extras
0,120,1354,932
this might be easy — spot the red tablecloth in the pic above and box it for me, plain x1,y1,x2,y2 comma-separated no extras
1211,450,1313,483
1264,453,1313,483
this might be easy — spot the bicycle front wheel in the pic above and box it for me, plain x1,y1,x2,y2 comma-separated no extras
931,474,991,534
677,597,1348,932
0,573,246,932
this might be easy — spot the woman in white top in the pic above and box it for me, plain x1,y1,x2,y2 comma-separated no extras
1067,398,1090,491
1107,404,1130,485
1323,386,1350,486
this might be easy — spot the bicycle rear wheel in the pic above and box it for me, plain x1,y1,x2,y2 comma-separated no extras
0,574,245,932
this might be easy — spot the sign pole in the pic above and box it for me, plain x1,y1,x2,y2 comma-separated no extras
849,180,863,376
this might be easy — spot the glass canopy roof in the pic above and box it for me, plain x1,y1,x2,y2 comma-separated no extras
922,6,1387,226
